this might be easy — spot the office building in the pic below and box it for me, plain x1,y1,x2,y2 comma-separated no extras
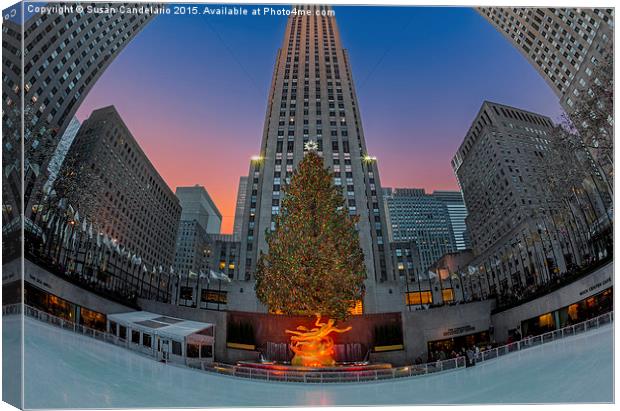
433,190,471,251
2,3,157,220
173,185,222,277
233,5,396,313
383,188,457,273
477,8,613,113
56,106,181,269
176,185,222,235
451,101,571,294
232,177,248,240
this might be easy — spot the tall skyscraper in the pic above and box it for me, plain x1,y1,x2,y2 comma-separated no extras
451,101,574,293
477,8,613,113
232,176,248,240
175,185,222,235
451,101,556,256
383,188,457,272
233,5,397,313
2,3,157,221
57,106,181,269
432,190,472,251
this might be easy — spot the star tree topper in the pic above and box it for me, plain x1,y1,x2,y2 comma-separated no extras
304,139,319,152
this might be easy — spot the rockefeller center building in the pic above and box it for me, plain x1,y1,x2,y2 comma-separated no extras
231,5,398,313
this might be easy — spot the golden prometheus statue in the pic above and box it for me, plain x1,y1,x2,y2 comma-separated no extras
285,314,352,367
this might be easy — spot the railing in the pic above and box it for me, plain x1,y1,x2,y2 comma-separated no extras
475,311,614,365
199,311,614,383
5,304,613,384
5,304,211,368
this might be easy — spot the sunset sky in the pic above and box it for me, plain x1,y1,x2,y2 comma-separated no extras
75,5,564,233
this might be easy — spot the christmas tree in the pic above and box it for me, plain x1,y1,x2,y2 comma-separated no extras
255,149,366,321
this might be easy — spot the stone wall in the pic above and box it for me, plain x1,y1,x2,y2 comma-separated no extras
402,300,495,362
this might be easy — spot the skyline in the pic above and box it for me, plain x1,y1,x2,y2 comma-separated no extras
74,5,565,233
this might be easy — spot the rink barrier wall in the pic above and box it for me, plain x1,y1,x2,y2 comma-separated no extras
4,304,613,384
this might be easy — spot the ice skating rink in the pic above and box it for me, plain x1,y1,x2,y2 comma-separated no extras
3,316,613,408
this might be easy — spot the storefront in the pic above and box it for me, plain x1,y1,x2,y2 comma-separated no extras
521,287,613,336
427,330,490,358
24,282,107,331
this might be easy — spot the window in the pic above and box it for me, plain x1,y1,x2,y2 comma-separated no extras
348,300,363,315
405,291,433,305
172,340,182,356
186,343,199,358
131,330,140,344
119,325,127,340
143,333,152,348
201,345,213,358
442,289,454,303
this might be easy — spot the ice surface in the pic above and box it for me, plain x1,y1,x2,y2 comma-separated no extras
4,316,613,408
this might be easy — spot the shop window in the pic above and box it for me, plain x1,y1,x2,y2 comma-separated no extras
187,343,199,358
201,290,227,304
142,333,152,348
172,340,182,356
405,291,432,305
538,313,554,328
200,345,213,358
80,307,106,331
131,330,140,344
442,289,454,303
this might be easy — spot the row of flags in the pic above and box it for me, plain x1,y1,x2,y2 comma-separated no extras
189,269,232,283
41,200,232,285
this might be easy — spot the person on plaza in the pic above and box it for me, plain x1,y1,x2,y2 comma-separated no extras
465,347,474,367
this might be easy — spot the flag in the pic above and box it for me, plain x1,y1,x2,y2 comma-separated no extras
209,270,220,281
217,271,232,283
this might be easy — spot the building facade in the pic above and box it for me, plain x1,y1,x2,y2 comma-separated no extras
173,185,223,278
56,106,181,269
176,185,222,235
2,3,157,222
477,7,613,113
232,176,248,240
232,5,397,313
451,101,586,297
432,190,471,251
383,188,457,273
174,220,211,278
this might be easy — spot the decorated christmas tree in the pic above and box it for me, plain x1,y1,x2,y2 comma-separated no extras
255,148,366,321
